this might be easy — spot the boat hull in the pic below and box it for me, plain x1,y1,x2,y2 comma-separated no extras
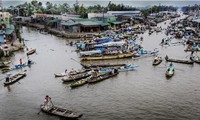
80,53,134,61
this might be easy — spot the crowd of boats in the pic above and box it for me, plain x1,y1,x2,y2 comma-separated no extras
2,12,200,119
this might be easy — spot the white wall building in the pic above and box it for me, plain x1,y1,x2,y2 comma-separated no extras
88,13,110,19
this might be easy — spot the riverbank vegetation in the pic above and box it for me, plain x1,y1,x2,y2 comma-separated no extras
5,0,177,18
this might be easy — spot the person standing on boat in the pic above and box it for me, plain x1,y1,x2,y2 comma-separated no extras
65,69,68,76
169,62,174,68
5,72,11,82
154,55,159,62
19,58,22,65
44,95,53,110
27,58,32,65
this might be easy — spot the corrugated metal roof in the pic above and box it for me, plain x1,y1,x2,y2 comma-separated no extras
80,21,100,27
61,22,79,26
111,21,123,25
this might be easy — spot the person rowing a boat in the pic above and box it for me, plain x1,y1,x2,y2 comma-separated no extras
154,55,159,62
27,58,32,65
169,62,174,68
43,95,53,111
5,72,11,82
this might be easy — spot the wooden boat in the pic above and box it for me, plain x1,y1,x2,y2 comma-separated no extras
118,65,139,72
87,71,118,83
54,73,66,77
165,56,194,64
132,50,159,60
70,79,88,88
27,48,36,55
55,69,89,77
41,105,82,119
152,57,162,66
4,72,26,86
69,69,90,75
166,67,175,78
0,61,11,68
0,64,9,69
62,72,91,82
80,52,134,61
99,65,139,72
81,63,127,69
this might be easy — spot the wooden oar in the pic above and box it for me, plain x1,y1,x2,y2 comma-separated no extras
37,106,42,115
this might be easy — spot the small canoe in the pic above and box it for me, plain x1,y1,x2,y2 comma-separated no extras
87,71,118,83
132,50,159,60
165,56,194,64
0,64,9,69
69,69,90,75
0,61,11,69
152,57,162,66
62,72,91,82
166,67,175,78
27,48,36,55
41,105,82,119
4,72,26,86
118,65,139,72
54,73,66,77
99,65,139,73
55,69,89,77
70,79,88,88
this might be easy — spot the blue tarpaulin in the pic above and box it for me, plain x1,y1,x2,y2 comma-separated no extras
95,38,113,44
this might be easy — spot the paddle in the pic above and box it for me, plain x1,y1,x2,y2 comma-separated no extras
70,58,84,66
50,99,54,107
185,55,190,58
37,109,41,115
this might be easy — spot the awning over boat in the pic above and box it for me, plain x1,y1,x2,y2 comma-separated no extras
80,50,102,56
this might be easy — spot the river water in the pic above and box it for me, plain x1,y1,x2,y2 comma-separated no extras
1,15,200,120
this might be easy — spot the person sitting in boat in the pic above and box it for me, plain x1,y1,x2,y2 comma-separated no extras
190,55,194,61
161,38,165,44
27,58,32,65
154,55,159,62
43,95,53,111
5,72,11,82
165,55,168,60
140,47,145,54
